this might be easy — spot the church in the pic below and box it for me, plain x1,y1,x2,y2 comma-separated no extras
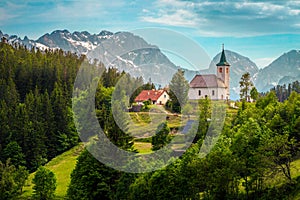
188,46,230,100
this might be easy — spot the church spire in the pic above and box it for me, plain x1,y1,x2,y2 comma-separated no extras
216,44,230,66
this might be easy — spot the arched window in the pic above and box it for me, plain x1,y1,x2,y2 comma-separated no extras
226,68,229,73
198,90,201,96
212,90,215,96
219,68,222,73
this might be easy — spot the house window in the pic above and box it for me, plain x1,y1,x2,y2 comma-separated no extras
198,90,201,96
221,94,224,99
219,68,222,73
164,95,166,98
212,90,215,96
226,68,229,73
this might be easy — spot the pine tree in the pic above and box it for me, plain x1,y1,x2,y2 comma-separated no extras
239,72,253,101
41,91,57,158
23,90,47,170
32,167,56,200
2,141,26,167
67,150,120,200
169,69,189,113
0,100,10,155
152,122,170,151
250,87,259,101
0,160,28,200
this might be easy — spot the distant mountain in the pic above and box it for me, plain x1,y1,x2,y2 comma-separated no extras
208,50,259,100
6,29,299,99
254,50,300,92
44,30,182,85
86,31,180,85
36,30,114,54
278,75,300,86
1,30,181,85
0,30,50,50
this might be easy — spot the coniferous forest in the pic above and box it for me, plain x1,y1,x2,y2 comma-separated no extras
2,40,300,200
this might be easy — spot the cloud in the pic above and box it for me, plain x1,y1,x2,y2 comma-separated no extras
0,2,27,23
0,8,18,24
2,0,126,26
141,9,201,27
2,0,300,39
140,0,300,36
141,0,199,27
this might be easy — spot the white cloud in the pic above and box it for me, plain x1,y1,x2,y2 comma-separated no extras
142,9,150,13
0,8,17,24
141,9,201,27
140,0,205,27
289,9,300,16
154,0,192,8
37,1,108,20
140,0,300,37
0,2,26,23
235,2,284,12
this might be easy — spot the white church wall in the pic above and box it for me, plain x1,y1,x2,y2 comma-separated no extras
188,87,226,100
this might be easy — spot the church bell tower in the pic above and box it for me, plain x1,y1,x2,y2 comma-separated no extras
216,44,230,99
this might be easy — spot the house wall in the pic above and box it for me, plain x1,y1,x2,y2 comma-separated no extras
188,87,226,100
156,91,169,105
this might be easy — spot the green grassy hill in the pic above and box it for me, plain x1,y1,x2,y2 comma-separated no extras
21,143,84,199
18,105,300,199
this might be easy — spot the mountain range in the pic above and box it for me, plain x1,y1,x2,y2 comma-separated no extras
1,30,299,100
254,50,300,92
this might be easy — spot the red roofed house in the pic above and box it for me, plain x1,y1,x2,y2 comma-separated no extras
188,45,230,100
134,89,169,105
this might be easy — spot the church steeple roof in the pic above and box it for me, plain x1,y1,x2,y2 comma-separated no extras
216,44,230,66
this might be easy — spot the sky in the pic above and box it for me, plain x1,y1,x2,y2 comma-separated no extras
1,0,300,68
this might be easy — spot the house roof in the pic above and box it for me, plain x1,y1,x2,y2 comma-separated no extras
189,74,226,88
134,90,166,102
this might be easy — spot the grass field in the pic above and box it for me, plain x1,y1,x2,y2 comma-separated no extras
128,112,189,137
133,142,152,154
21,143,84,199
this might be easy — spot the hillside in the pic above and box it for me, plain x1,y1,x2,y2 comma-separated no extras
21,144,84,199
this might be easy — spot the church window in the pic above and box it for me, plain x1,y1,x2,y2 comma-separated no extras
198,90,201,96
212,90,215,96
219,68,222,73
226,68,229,73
